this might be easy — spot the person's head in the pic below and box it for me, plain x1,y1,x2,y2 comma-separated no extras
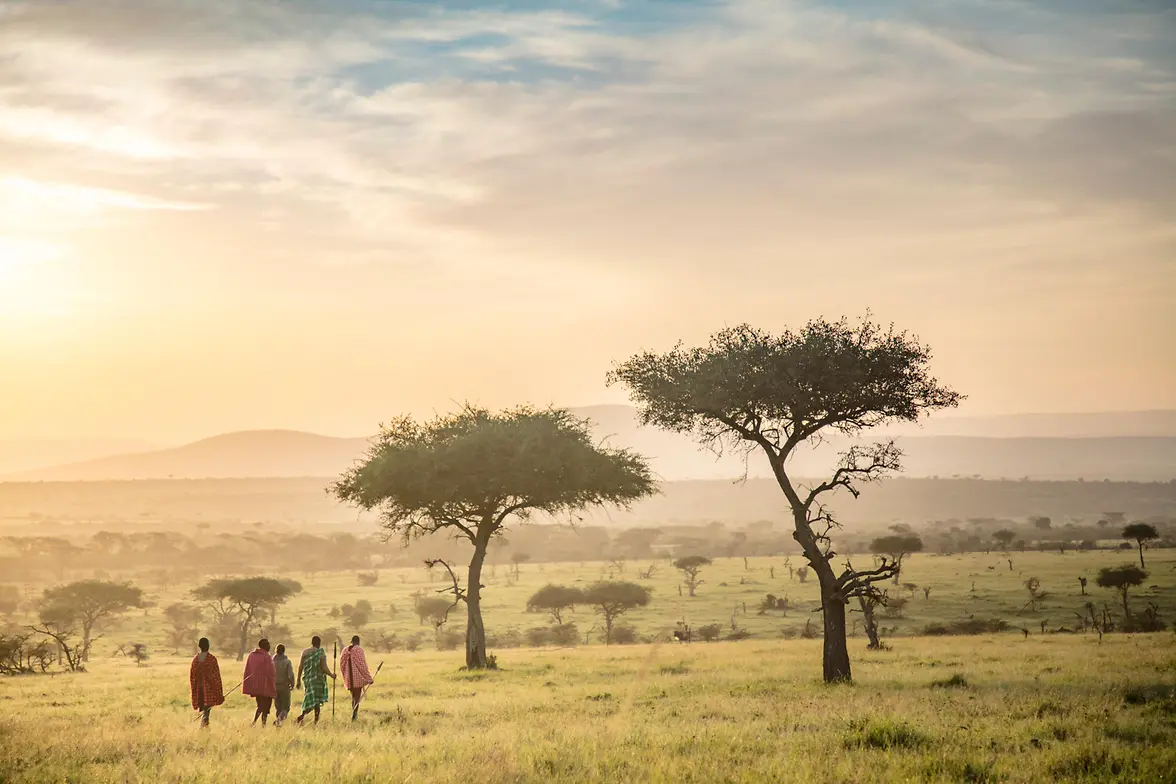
258,638,270,652
276,644,285,656
198,638,210,652
351,635,360,646
311,635,321,648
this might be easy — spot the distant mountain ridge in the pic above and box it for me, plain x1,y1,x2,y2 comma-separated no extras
4,406,1176,482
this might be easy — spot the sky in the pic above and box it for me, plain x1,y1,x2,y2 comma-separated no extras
0,0,1174,442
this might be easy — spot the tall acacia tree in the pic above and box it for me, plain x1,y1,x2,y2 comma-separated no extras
1121,523,1159,569
609,316,961,683
331,406,656,669
39,580,144,662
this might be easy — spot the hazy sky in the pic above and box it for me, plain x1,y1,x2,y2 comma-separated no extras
1,0,1174,441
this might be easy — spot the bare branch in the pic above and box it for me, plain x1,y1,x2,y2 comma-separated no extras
424,559,467,628
802,441,902,510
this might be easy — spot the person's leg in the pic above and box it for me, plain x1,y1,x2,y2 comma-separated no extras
313,706,321,724
201,707,211,728
252,697,262,725
259,696,272,726
350,687,363,721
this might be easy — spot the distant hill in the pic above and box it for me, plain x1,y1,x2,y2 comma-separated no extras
4,407,1176,482
0,437,161,475
1,476,1173,532
7,431,370,482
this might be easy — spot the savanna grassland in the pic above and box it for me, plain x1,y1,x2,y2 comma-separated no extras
2,551,1176,782
1,636,1175,783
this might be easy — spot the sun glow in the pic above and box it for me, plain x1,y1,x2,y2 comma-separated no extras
0,237,73,320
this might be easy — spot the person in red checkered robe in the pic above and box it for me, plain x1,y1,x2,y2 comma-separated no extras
190,638,224,728
339,635,374,722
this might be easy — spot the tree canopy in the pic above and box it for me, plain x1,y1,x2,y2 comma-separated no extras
673,555,712,597
192,577,301,660
526,584,584,625
1096,564,1149,618
1122,523,1159,568
609,315,960,682
582,581,651,645
39,580,143,661
331,405,656,668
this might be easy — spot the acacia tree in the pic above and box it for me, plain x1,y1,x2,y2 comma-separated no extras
1121,523,1159,569
582,581,651,644
331,406,655,669
674,555,712,597
609,316,961,683
192,577,302,660
868,535,924,584
39,581,144,662
1096,565,1148,619
993,529,1016,551
527,584,584,625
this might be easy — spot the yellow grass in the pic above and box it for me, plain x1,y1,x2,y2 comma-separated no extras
3,551,1176,782
2,635,1175,782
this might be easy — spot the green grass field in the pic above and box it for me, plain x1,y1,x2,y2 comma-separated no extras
2,551,1175,782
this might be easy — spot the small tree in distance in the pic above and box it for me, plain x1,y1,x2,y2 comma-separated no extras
39,580,144,662
993,530,1016,551
674,556,712,597
331,406,656,669
609,315,962,683
583,582,651,645
1096,565,1148,619
1121,523,1159,569
192,577,301,660
526,584,584,625
869,535,924,584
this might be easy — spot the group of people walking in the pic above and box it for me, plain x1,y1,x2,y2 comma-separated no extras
188,634,374,727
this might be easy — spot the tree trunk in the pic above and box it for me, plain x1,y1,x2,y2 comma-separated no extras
821,587,852,682
465,543,488,669
239,620,249,661
1121,587,1131,619
82,619,93,662
1138,542,1146,569
858,595,880,650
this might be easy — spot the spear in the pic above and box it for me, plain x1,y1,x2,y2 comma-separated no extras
362,661,385,699
331,640,337,722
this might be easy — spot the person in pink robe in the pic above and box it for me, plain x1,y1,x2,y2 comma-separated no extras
242,638,277,726
339,635,374,722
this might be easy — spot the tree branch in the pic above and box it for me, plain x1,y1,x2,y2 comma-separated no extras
802,441,902,510
424,559,466,627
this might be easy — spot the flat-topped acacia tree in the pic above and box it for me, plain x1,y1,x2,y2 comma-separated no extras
331,405,656,669
609,315,961,683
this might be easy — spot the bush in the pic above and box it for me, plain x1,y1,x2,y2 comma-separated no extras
610,624,639,645
726,629,752,641
845,718,928,750
525,627,554,647
435,628,463,651
931,674,969,689
698,623,723,642
551,623,579,646
923,618,1010,636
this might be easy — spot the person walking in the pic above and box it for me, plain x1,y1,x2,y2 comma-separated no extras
338,635,374,721
189,638,224,728
273,644,295,726
242,638,277,726
295,635,335,725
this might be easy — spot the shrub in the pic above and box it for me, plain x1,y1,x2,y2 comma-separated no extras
610,624,639,645
551,623,579,646
931,674,969,689
923,618,1010,636
525,627,554,647
845,718,928,750
698,623,723,642
726,629,752,641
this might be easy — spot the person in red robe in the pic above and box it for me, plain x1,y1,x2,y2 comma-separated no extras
189,638,224,728
338,635,374,721
242,638,277,726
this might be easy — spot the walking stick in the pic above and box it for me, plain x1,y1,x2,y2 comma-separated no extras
331,641,337,722
362,661,385,698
